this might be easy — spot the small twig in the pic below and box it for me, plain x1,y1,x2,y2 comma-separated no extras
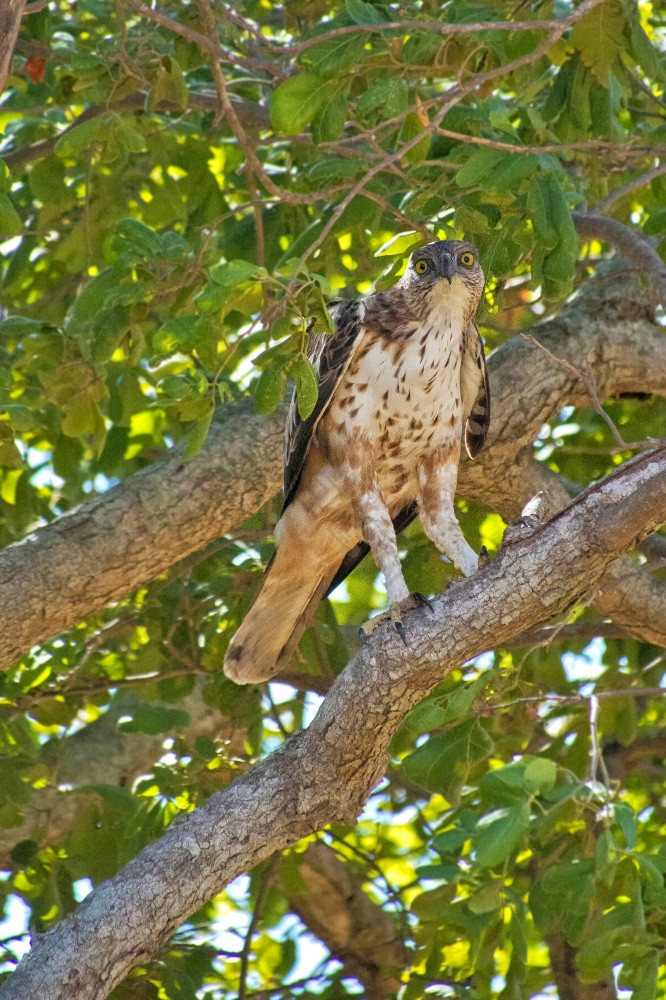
265,687,291,739
588,695,612,791
507,620,634,647
238,855,280,1000
493,686,666,712
282,12,611,57
122,0,279,76
360,188,433,242
595,162,666,214
435,126,654,159
521,333,628,449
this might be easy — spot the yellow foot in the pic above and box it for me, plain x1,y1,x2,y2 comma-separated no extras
359,592,433,644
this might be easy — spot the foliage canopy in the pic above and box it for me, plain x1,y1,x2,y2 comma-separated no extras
0,0,665,998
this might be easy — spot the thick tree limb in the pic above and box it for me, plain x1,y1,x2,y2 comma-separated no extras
0,401,284,669
2,272,664,670
1,447,664,1000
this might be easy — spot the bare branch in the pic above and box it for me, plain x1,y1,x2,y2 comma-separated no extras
594,162,666,214
572,212,666,309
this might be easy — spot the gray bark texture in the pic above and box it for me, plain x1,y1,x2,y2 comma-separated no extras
1,445,665,999
0,269,665,670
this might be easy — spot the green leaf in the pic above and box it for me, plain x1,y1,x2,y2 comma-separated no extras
618,950,659,1000
270,74,329,134
254,362,288,415
547,174,577,253
627,16,665,83
613,802,637,850
66,267,125,335
523,757,557,793
467,884,504,914
345,0,384,24
0,159,10,194
375,231,422,256
54,115,113,157
456,148,508,188
0,193,22,237
183,401,214,460
488,152,539,191
527,175,558,250
301,34,366,77
402,719,494,803
400,112,431,164
209,259,265,288
117,705,191,734
474,804,530,868
114,119,148,153
570,0,626,83
112,218,164,260
290,355,319,420
530,861,595,944
438,673,494,726
312,82,349,143
356,77,408,121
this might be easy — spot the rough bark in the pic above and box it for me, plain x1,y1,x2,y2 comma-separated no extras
546,933,617,1000
1,446,664,1000
0,0,26,95
0,400,284,669
290,843,406,999
0,272,664,671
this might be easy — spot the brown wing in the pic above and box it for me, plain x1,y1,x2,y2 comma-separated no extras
461,320,491,459
283,298,365,511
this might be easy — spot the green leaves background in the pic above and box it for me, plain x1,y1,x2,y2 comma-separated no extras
0,0,665,997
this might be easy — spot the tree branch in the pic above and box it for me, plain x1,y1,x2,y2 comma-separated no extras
572,212,666,309
289,843,406,999
0,0,27,95
1,270,664,671
1,446,664,1000
1,92,272,173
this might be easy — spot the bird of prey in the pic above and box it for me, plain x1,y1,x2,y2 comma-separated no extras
224,239,490,684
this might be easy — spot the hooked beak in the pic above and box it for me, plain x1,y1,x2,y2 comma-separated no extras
440,255,456,284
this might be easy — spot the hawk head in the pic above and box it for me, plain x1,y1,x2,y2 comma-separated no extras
400,239,484,307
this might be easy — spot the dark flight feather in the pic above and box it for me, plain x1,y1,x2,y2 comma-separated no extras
283,300,364,511
461,320,490,459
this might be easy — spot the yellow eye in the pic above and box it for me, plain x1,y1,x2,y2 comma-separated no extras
414,259,429,274
460,252,475,267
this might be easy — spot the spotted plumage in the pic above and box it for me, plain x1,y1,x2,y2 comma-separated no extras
224,239,490,684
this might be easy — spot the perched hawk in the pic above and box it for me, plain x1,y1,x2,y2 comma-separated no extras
224,239,490,684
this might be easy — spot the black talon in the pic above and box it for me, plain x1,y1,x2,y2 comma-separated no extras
413,591,434,611
358,626,367,642
395,620,408,645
